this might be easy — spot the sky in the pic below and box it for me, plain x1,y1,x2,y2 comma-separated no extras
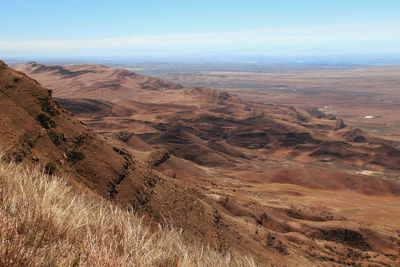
1,0,400,62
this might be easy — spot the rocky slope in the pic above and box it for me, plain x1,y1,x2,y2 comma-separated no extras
9,61,400,266
1,61,277,264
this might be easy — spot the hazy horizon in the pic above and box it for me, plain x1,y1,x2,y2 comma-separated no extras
4,52,400,66
2,0,400,62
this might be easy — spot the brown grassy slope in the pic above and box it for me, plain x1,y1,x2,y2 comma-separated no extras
0,155,257,266
0,60,132,192
0,61,285,264
8,62,400,265
14,62,400,171
12,62,185,101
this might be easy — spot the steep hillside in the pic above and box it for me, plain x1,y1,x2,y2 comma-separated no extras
0,152,257,266
0,61,278,264
9,61,400,266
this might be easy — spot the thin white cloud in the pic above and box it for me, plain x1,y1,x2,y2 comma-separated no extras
1,22,399,53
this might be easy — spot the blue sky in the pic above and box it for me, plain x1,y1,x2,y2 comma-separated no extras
1,0,400,60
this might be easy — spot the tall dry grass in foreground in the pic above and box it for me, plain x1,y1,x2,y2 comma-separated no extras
0,155,257,266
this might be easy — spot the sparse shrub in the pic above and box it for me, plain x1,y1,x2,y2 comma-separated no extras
39,96,50,112
49,131,61,146
37,113,50,129
13,77,21,83
23,132,33,141
70,151,85,161
22,132,37,148
44,161,57,174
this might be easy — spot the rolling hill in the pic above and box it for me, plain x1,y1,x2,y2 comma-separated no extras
5,61,400,265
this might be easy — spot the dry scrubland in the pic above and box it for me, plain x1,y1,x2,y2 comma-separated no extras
157,66,400,139
0,154,257,267
10,62,400,265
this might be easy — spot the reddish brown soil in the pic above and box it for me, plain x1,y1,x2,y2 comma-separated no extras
1,61,279,264
158,67,400,141
8,61,400,266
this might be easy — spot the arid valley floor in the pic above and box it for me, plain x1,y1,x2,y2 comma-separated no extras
148,64,400,141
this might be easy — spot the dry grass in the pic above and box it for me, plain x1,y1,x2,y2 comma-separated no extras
0,154,258,266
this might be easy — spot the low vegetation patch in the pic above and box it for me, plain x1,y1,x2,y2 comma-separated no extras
70,150,85,161
36,113,50,129
0,152,257,266
44,161,58,174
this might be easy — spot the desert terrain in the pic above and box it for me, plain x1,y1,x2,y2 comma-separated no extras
141,65,400,141
8,62,400,266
